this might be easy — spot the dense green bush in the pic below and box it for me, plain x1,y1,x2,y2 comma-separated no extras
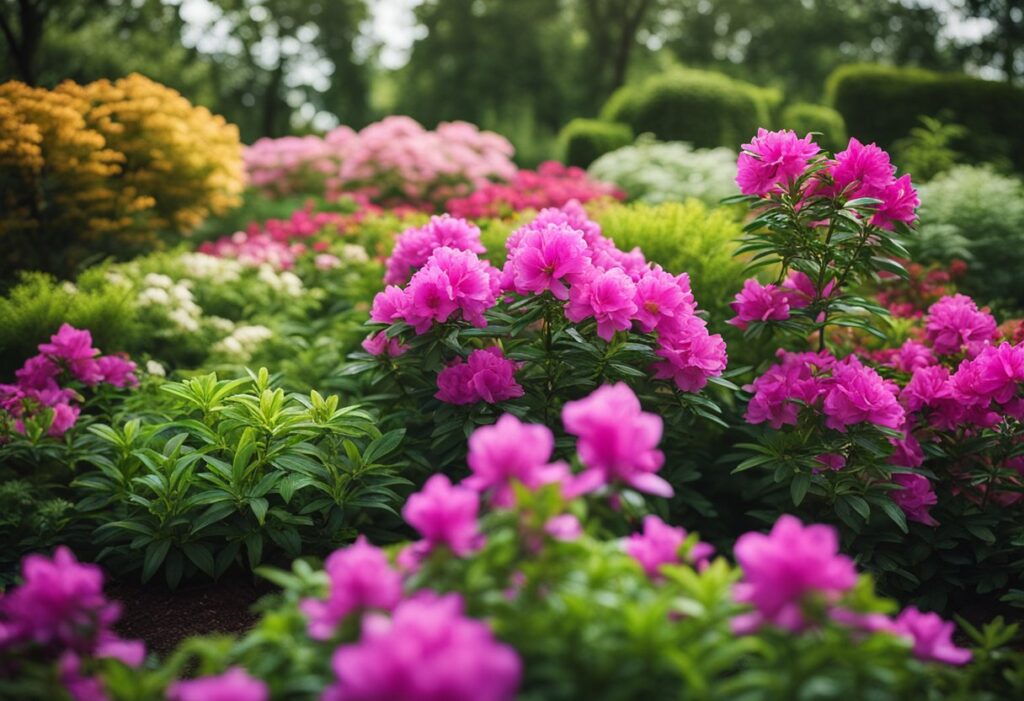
557,118,633,168
587,137,737,207
827,64,1024,171
893,116,967,183
601,69,769,149
780,102,847,151
912,165,1024,309
590,200,747,325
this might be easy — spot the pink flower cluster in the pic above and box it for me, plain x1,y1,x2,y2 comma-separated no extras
198,205,358,269
446,161,623,219
167,667,269,701
745,350,904,433
0,324,137,438
735,131,919,230
385,215,485,285
499,202,727,392
924,294,998,357
0,547,145,700
626,515,714,578
244,127,355,197
435,347,524,405
728,271,834,329
323,592,521,701
370,246,501,335
731,516,971,664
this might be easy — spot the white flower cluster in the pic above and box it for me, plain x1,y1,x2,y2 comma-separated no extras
256,264,304,297
178,252,243,282
137,273,203,333
340,244,370,264
213,324,274,362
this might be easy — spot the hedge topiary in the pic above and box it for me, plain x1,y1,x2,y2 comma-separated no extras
600,69,769,150
557,119,633,168
826,64,1024,171
780,102,847,151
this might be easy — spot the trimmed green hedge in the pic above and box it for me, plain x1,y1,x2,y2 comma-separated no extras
780,103,847,151
827,64,1024,170
557,119,634,168
600,69,770,149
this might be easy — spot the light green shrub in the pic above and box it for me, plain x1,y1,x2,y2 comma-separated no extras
780,102,847,151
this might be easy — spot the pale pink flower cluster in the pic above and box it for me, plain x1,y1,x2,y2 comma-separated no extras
244,126,356,197
0,324,138,438
626,514,714,578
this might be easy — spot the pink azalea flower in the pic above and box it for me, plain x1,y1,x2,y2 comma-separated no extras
829,137,895,198
167,667,269,701
632,267,695,334
562,383,671,497
403,475,482,556
891,607,971,665
626,515,714,578
370,285,409,323
323,593,521,701
434,359,478,405
14,354,60,391
47,402,81,437
925,294,997,357
94,355,138,388
890,473,939,526
402,247,498,333
780,270,836,309
300,536,403,640
565,267,638,341
59,652,107,701
464,414,569,506
361,331,408,358
435,347,523,405
544,514,583,542
735,128,820,196
961,342,1024,405
385,215,485,285
651,318,728,393
728,278,791,329
822,360,905,432
888,339,937,373
504,222,590,300
733,515,857,633
744,351,831,429
39,324,102,384
872,173,919,229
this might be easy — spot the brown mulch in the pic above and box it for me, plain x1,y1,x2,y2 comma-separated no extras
108,575,275,656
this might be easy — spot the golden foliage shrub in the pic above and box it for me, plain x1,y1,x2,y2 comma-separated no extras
0,74,243,274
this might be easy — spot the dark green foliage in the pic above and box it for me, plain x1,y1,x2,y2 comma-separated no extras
827,64,1024,171
558,119,633,168
780,102,848,151
601,69,770,149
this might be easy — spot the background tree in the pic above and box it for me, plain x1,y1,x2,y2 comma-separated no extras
957,0,1024,83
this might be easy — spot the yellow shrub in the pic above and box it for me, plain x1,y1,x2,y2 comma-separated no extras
0,74,243,274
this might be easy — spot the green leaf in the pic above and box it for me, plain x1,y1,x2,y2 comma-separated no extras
250,497,269,525
363,429,405,463
142,539,171,583
183,543,215,577
790,473,810,506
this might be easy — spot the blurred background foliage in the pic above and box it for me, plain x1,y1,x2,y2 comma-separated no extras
2,0,1022,162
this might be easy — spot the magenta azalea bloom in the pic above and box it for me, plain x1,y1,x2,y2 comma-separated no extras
733,515,857,633
39,324,102,384
728,278,791,329
435,347,523,405
892,607,971,665
744,351,831,429
300,536,403,640
47,402,82,437
872,173,920,229
464,414,569,506
0,547,144,664
829,137,895,197
925,294,997,357
562,383,670,497
967,342,1024,404
504,222,590,300
822,360,905,432
890,473,939,526
735,128,820,196
94,355,138,389
780,270,836,309
632,267,694,334
14,354,60,391
370,285,409,324
402,247,499,333
324,593,521,701
626,515,713,579
403,475,482,556
651,318,728,393
565,267,638,341
888,339,937,373
385,215,485,285
361,331,408,358
167,667,269,701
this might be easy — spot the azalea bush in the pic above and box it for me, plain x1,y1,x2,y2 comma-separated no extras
723,129,1024,609
5,392,1023,700
351,205,731,507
